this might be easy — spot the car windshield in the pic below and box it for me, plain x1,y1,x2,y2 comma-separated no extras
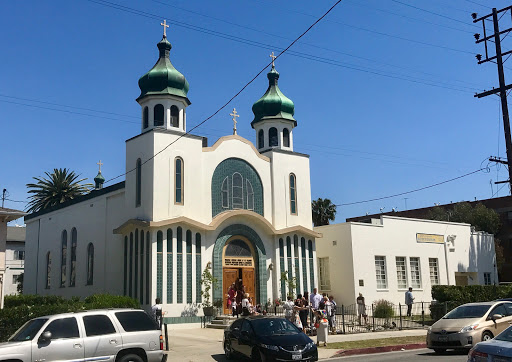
251,318,300,336
9,318,48,342
443,305,491,319
496,326,512,342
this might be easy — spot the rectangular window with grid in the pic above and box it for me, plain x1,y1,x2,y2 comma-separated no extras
318,257,331,291
396,257,407,289
410,257,421,289
14,250,25,260
484,272,492,285
375,256,387,289
429,258,439,286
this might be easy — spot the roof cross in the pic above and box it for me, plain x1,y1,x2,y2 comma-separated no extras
269,52,277,67
230,108,240,135
97,160,103,173
161,20,169,37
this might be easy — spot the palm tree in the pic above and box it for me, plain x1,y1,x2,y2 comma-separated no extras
26,168,93,213
311,198,337,226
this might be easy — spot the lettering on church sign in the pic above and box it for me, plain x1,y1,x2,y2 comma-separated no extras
224,257,254,267
416,233,444,244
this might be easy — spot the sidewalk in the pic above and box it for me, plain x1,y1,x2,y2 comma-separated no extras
163,326,428,361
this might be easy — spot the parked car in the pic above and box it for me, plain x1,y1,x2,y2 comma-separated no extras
468,324,512,361
427,301,512,353
223,315,318,361
0,308,166,362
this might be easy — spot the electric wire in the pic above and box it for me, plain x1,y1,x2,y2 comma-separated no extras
100,0,344,185
336,168,489,206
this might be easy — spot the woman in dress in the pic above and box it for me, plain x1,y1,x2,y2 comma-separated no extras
357,293,367,325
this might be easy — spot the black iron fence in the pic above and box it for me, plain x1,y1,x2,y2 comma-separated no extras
260,301,456,335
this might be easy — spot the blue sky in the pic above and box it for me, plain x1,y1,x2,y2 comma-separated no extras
1,0,511,223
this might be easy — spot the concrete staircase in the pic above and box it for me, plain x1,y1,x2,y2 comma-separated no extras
206,315,237,329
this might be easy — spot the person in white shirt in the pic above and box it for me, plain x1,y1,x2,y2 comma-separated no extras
241,293,251,316
310,288,323,310
151,298,163,328
283,295,295,323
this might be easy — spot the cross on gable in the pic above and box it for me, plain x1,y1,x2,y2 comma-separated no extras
161,20,169,37
230,108,240,135
269,51,277,67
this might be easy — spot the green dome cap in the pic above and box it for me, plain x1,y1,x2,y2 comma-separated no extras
94,171,105,183
137,36,190,104
251,66,296,128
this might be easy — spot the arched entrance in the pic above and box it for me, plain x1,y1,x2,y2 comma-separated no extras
222,237,256,315
212,224,267,313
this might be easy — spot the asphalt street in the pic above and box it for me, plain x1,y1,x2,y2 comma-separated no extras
331,348,469,361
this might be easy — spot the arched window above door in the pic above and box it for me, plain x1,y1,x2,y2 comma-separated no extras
225,239,252,257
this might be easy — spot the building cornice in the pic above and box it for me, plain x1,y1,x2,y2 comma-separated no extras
203,135,270,162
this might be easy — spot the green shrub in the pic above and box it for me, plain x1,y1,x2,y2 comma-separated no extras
374,299,394,319
0,294,140,342
431,285,512,304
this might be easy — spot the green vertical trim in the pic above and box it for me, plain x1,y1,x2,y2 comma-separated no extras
167,229,173,304
145,232,150,305
123,236,127,296
195,233,201,303
308,239,314,290
212,224,267,305
186,229,192,303
140,231,144,305
294,235,300,296
134,229,139,300
129,233,133,297
157,231,163,300
177,227,183,303
301,238,307,294
279,238,285,300
286,237,292,296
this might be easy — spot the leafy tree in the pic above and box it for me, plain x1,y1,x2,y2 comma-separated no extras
280,271,297,299
311,198,337,226
26,168,92,213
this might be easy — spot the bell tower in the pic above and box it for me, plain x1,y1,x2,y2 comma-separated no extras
251,53,297,152
136,20,191,134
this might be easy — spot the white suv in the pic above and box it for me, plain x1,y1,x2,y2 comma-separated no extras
0,308,167,362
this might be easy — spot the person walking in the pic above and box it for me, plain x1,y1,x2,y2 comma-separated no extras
151,298,163,329
241,293,251,316
328,295,337,334
283,295,295,323
405,287,415,317
356,293,367,325
299,293,309,333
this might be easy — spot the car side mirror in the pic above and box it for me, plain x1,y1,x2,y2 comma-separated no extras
493,314,503,321
38,331,52,344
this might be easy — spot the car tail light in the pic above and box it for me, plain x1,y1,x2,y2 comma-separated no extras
160,334,164,350
468,348,488,360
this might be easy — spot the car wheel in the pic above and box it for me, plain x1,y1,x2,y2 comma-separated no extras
433,348,446,354
482,331,494,341
118,354,144,362
224,339,234,360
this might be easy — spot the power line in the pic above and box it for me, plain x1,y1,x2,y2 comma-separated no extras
102,0,344,185
336,168,488,206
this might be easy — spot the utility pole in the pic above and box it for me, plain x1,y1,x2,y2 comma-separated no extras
473,6,512,193
1,189,5,208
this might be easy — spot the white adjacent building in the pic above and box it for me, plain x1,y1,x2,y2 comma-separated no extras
5,226,25,296
315,216,497,307
24,30,320,323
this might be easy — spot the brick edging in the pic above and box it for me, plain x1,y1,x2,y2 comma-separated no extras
334,343,427,357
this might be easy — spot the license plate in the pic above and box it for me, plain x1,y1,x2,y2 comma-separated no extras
438,336,448,342
292,354,302,360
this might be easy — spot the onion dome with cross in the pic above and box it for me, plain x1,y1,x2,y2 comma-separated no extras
251,52,297,152
137,20,190,134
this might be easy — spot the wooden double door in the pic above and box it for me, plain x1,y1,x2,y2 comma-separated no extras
223,268,256,315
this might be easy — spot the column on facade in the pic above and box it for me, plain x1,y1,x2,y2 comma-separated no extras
297,236,303,295
162,228,168,304
151,229,158,306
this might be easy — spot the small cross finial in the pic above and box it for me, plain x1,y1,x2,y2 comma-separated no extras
161,20,169,37
269,52,277,67
97,160,103,173
230,108,240,135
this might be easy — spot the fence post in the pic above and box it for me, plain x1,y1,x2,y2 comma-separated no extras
275,305,277,315
399,303,403,330
164,323,169,350
372,304,375,332
421,302,425,327
341,304,346,334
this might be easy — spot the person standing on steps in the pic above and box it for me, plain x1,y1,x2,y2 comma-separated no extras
405,287,415,317
151,298,163,329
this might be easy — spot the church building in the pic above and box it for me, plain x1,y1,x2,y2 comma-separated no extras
24,28,320,321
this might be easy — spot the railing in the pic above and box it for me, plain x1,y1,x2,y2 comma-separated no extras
261,301,445,335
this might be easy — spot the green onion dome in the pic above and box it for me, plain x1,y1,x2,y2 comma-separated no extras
251,66,296,128
137,36,190,104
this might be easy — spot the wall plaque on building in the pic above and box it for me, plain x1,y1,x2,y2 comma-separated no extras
416,233,444,244
224,257,254,267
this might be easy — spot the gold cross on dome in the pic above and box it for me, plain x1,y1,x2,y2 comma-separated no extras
97,160,103,173
269,52,277,67
161,20,169,37
230,108,240,135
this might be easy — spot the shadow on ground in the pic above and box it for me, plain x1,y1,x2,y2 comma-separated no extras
417,349,469,357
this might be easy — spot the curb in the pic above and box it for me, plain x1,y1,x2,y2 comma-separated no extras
333,343,427,357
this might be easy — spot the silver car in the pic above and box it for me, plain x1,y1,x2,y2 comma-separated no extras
0,308,167,362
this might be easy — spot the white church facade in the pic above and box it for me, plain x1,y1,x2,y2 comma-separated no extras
24,30,320,322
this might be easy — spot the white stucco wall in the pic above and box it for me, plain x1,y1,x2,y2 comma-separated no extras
315,216,498,307
5,242,24,296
